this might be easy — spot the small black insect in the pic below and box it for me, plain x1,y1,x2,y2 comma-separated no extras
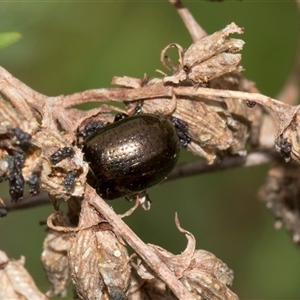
278,136,292,160
246,101,256,108
1,127,40,202
8,127,32,150
50,147,75,165
77,120,105,139
28,172,40,196
81,114,187,200
63,170,77,191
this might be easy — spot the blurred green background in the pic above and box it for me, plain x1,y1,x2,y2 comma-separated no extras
0,1,300,299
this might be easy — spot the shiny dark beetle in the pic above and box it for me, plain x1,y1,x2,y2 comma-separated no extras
82,114,181,200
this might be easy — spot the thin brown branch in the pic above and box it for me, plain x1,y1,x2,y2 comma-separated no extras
0,66,47,114
57,80,293,128
3,191,50,211
276,31,300,105
276,47,300,105
87,185,196,300
169,0,207,42
168,150,278,181
174,86,293,124
62,84,173,108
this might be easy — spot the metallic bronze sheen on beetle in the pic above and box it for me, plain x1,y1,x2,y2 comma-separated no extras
83,114,180,200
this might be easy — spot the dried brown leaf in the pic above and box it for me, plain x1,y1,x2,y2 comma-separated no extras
77,194,107,230
183,23,244,67
140,215,196,279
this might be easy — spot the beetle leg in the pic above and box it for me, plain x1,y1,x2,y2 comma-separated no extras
114,113,128,122
119,197,140,218
120,192,152,218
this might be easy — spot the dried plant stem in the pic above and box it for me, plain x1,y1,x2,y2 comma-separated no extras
0,66,292,129
62,83,173,108
174,86,294,125
4,191,50,211
0,66,46,113
87,185,196,300
276,31,300,105
56,82,292,127
168,150,278,181
169,0,207,42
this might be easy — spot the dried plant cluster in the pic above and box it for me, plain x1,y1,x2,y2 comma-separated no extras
1,0,300,299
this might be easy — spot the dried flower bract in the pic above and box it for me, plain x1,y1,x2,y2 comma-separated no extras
162,23,244,85
130,215,238,300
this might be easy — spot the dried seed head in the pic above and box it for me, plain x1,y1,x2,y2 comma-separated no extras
128,268,177,300
180,250,238,300
96,224,131,300
186,52,243,84
32,129,89,200
0,100,42,201
68,225,130,300
260,160,300,244
274,109,300,163
41,231,72,297
163,23,245,85
174,98,234,163
69,227,107,300
133,215,238,299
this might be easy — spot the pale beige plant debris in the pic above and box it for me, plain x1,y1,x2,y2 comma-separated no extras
96,224,131,299
0,97,41,187
260,160,300,244
162,23,244,85
0,250,47,300
133,215,238,300
41,231,71,297
68,224,131,300
68,227,107,300
33,130,89,200
128,268,177,300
